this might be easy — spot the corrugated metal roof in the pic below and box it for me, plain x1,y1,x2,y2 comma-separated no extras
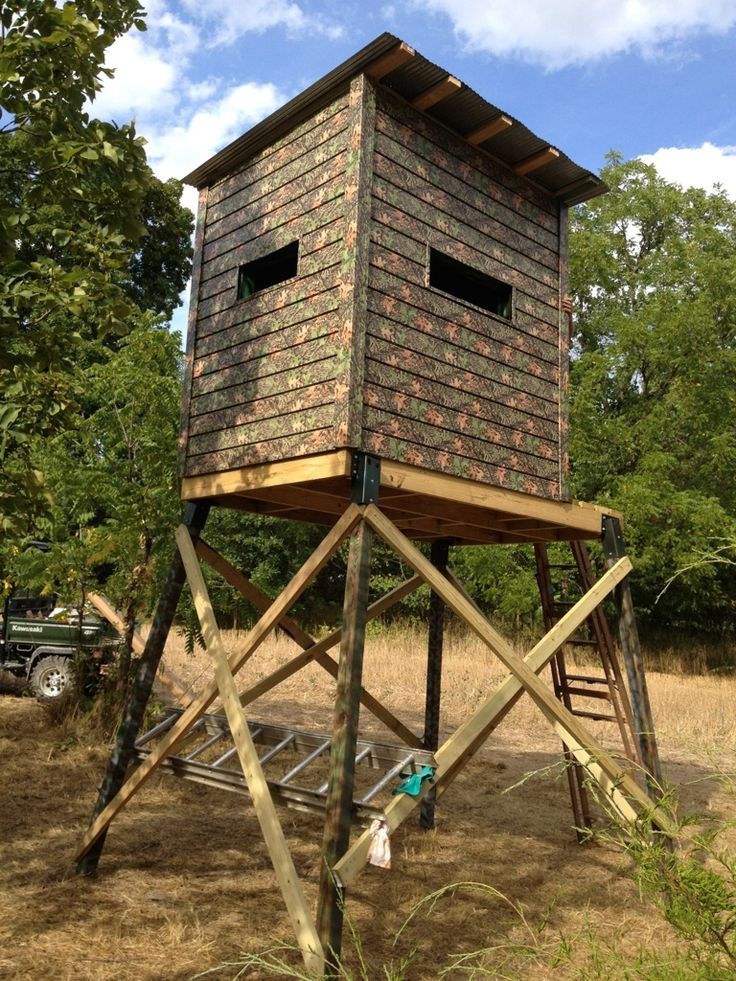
183,33,606,206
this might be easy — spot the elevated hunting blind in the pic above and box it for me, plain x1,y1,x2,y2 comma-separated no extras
77,36,667,976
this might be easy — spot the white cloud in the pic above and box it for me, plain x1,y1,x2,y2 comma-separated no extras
147,81,285,183
179,0,306,45
641,143,736,199
413,0,736,68
91,33,180,119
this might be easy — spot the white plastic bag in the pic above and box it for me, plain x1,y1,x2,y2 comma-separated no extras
367,818,391,869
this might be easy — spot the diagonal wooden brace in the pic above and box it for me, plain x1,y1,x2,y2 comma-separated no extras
363,505,672,829
75,505,363,864
196,539,424,748
334,548,641,887
178,526,324,975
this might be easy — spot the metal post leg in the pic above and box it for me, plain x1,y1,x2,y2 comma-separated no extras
420,539,449,830
602,515,664,795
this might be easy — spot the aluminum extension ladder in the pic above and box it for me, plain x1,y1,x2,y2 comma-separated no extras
135,709,436,824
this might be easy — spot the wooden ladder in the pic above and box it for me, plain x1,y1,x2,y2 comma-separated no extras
135,710,436,824
534,541,640,833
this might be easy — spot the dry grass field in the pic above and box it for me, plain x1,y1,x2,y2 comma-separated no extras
1,624,735,980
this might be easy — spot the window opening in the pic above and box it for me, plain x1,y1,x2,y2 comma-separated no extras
428,247,512,320
237,240,299,299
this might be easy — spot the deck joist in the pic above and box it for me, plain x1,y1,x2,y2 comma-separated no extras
180,450,617,545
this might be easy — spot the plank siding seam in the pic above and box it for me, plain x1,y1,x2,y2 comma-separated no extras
376,145,558,272
366,272,559,354
207,96,349,208
207,128,350,225
363,383,559,460
198,216,346,301
202,175,347,266
365,337,559,421
376,90,558,221
190,386,337,438
178,186,209,476
201,196,346,284
195,293,341,359
196,240,345,321
369,220,561,324
366,276,559,367
376,117,557,251
201,185,347,269
370,178,559,295
190,361,338,420
188,404,338,456
363,411,559,480
363,364,559,439
196,268,342,339
186,430,340,476
192,340,339,400
366,314,559,392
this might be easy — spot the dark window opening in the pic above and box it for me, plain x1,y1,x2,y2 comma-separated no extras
237,240,299,299
429,248,512,320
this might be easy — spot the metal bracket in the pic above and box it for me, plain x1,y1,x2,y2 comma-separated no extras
350,452,381,504
601,515,626,561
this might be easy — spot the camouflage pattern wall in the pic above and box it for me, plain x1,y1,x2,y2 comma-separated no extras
180,75,569,501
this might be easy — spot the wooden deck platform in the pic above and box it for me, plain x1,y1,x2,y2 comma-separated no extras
180,450,616,545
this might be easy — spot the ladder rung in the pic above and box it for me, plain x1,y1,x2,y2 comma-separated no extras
211,745,239,768
279,739,331,785
565,673,610,685
571,709,617,722
563,686,611,700
566,639,597,647
359,754,415,804
259,733,295,765
184,730,227,761
316,746,372,795
135,712,179,747
547,563,579,570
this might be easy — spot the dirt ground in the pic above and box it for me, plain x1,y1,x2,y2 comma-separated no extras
1,636,734,980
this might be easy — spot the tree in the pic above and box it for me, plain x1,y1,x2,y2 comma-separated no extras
0,1,192,534
568,154,736,633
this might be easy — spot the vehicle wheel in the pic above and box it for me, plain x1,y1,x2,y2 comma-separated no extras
29,655,74,700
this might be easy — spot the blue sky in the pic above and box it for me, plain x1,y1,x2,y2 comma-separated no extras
89,0,736,334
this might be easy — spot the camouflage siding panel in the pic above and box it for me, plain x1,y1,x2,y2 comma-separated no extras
374,148,558,276
199,212,344,302
364,361,558,441
375,88,558,228
188,403,336,458
196,288,340,359
191,332,337,398
373,128,559,254
197,265,341,340
207,118,349,227
197,238,343,321
372,172,558,296
203,153,347,263
190,382,334,437
367,268,557,368
192,311,337,381
365,334,556,424
191,355,336,418
331,74,375,448
186,427,338,477
363,385,558,464
207,96,349,209
368,311,559,397
361,429,559,499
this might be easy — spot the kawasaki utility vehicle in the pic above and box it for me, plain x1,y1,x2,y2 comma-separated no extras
0,592,120,699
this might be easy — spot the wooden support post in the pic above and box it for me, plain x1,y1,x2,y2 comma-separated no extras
363,506,673,832
602,516,664,792
334,552,642,888
75,505,363,866
76,502,209,876
196,539,423,747
420,539,449,830
316,520,373,967
177,527,324,975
